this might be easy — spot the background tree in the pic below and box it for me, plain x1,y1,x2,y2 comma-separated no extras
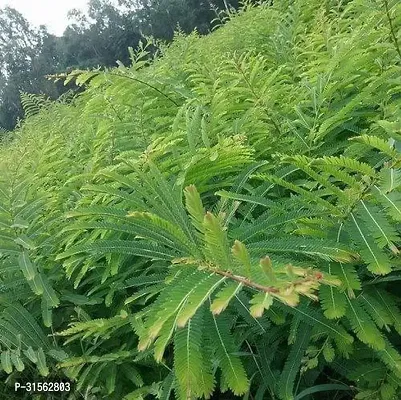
61,0,142,69
135,0,239,40
0,8,68,130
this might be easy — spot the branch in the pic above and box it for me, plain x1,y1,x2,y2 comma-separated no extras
210,267,280,293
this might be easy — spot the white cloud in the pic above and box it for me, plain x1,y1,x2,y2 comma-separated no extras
0,0,89,36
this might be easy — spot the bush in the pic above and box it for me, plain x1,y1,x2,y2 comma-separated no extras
1,0,401,399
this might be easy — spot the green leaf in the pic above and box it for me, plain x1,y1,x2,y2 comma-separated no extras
279,324,312,400
247,238,358,263
57,240,179,261
174,310,214,399
18,251,37,281
312,156,376,176
347,213,392,275
283,302,354,347
1,350,13,374
203,212,231,268
210,282,242,315
373,185,401,222
14,235,36,250
350,134,398,158
319,285,347,319
138,270,205,353
330,263,361,298
359,292,392,331
23,347,38,363
38,274,59,308
105,364,117,394
36,348,49,377
41,297,53,328
184,184,205,232
294,384,351,400
216,190,277,209
10,352,25,372
232,240,251,276
2,303,49,349
379,168,401,193
357,200,399,253
345,296,385,350
207,312,249,395
175,274,226,328
28,273,44,295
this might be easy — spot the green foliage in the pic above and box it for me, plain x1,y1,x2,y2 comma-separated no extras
1,0,401,399
0,0,240,132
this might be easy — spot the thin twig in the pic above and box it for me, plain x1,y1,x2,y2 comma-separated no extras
210,267,280,293
383,0,401,61
108,72,179,106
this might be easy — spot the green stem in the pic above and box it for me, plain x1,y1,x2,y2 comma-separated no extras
383,0,401,61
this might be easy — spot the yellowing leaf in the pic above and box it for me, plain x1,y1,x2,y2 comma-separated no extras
249,292,273,318
210,282,242,315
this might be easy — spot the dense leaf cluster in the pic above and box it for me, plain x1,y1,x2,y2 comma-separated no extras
1,0,401,399
0,0,238,131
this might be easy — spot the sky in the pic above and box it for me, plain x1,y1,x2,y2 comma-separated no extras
0,0,89,36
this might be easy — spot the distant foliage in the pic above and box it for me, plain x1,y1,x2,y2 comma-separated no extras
1,0,401,399
0,0,239,131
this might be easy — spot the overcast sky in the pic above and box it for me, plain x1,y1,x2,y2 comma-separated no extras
0,0,89,36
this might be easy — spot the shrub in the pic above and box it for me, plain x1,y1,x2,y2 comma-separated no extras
1,0,401,399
